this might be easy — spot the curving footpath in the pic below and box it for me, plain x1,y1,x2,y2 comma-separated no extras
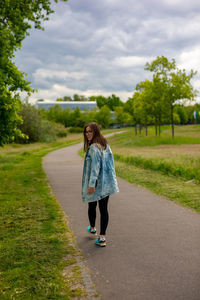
43,141,200,300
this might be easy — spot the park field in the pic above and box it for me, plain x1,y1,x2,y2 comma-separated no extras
0,134,89,300
107,125,200,212
0,128,122,299
0,126,199,299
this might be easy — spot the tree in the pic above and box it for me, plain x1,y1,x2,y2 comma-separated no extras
123,97,134,115
114,107,132,126
96,106,111,128
46,104,64,124
73,94,88,101
145,56,197,137
107,94,123,111
174,105,188,124
63,96,73,101
90,95,108,108
136,77,166,136
127,92,141,135
0,0,67,145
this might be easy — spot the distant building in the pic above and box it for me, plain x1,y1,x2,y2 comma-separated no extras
36,101,97,111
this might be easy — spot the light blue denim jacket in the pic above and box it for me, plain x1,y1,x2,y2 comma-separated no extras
82,143,119,203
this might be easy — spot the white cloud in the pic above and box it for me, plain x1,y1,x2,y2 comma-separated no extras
177,47,200,71
114,56,154,68
33,68,88,81
14,0,200,103
28,84,133,103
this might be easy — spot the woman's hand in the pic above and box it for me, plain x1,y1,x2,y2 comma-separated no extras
88,187,95,194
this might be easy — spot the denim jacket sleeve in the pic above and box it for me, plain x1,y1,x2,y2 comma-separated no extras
88,144,101,188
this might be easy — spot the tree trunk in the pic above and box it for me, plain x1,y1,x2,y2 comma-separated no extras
155,118,157,136
139,125,142,135
135,125,137,136
171,105,174,138
159,117,161,136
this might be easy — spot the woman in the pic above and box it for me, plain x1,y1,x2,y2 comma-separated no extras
82,122,119,247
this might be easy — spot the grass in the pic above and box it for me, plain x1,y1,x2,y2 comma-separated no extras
108,125,200,182
113,153,200,182
1,125,199,298
108,125,200,147
106,125,200,213
0,134,91,300
115,161,200,213
0,127,122,299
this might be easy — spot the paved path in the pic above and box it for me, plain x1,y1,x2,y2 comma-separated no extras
43,142,200,300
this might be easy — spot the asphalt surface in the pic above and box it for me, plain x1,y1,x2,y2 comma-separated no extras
43,142,200,300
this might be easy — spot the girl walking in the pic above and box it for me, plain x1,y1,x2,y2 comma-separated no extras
82,122,119,247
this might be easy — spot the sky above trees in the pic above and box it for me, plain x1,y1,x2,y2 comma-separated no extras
14,0,200,102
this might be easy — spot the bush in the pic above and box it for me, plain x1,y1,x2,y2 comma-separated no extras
16,103,67,143
50,122,68,138
68,127,83,133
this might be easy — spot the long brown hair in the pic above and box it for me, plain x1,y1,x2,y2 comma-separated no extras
83,122,107,151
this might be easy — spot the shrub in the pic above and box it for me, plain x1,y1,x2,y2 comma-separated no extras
68,127,83,133
16,103,67,143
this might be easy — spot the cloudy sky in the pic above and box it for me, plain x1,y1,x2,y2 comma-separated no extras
15,0,200,102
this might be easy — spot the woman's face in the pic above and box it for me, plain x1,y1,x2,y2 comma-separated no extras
85,126,94,141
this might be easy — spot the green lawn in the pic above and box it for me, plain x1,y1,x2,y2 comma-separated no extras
0,135,91,300
1,125,200,299
0,128,122,299
107,125,200,213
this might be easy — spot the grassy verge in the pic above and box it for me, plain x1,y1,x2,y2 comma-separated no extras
108,125,200,182
106,125,200,213
0,135,91,300
115,161,200,213
113,153,200,182
107,125,200,147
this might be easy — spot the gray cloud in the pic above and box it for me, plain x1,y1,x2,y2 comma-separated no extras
15,0,200,102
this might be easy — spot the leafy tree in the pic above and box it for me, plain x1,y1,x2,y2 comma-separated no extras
90,95,108,108
145,56,197,137
136,77,166,136
60,108,72,127
114,107,132,126
83,110,98,125
174,105,188,124
46,104,67,124
16,102,67,143
90,94,123,110
107,94,123,111
127,92,141,135
63,96,73,101
0,0,67,145
96,105,111,128
123,97,134,115
173,112,180,125
184,105,196,124
88,96,97,102
73,94,88,101
69,107,82,126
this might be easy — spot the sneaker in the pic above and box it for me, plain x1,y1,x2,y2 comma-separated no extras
87,226,97,235
95,237,106,247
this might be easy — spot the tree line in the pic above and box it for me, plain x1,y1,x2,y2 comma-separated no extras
37,56,199,138
13,70,200,143
125,56,198,138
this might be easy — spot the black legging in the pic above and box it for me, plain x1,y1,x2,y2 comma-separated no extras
88,196,109,235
